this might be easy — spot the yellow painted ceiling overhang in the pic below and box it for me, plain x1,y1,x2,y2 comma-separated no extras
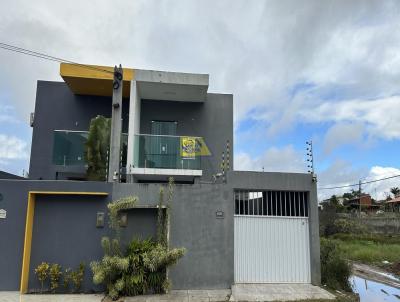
60,63,134,98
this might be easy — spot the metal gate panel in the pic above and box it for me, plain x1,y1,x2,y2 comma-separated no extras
234,216,311,283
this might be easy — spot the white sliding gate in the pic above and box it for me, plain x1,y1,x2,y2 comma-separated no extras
234,190,311,283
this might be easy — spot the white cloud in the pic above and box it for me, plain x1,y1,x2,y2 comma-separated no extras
317,162,400,201
0,134,28,160
235,145,306,173
363,166,400,200
1,0,399,129
323,122,365,154
301,96,400,141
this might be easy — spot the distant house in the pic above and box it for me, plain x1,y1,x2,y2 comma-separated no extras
343,194,382,212
386,195,400,212
0,170,24,180
343,193,372,208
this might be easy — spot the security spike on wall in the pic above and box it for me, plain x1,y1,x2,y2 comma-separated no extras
306,140,317,182
105,149,109,182
226,139,230,172
221,151,226,183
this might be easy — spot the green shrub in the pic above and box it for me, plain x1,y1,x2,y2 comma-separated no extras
333,219,367,235
320,238,351,291
64,263,85,293
91,186,185,300
35,262,50,292
49,263,62,293
91,237,185,300
127,238,185,295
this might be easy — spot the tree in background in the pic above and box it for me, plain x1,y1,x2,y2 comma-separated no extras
329,195,339,206
84,116,111,181
390,187,400,198
342,189,359,200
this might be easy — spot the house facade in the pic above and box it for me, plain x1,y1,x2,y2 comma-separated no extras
0,64,321,294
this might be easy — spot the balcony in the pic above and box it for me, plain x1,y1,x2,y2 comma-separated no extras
130,134,202,180
52,131,202,181
52,130,88,166
52,130,127,167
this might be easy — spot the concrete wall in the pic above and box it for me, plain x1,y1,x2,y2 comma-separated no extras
29,81,130,180
0,179,234,291
357,217,400,234
113,182,234,289
0,170,320,292
29,194,111,292
0,180,112,291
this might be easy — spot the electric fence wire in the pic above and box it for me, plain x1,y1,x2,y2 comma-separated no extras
318,174,400,190
0,42,114,75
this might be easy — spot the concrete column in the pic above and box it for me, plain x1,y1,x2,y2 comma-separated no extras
108,66,123,182
308,176,321,285
126,80,141,182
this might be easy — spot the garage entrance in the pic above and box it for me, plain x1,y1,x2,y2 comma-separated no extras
234,190,311,283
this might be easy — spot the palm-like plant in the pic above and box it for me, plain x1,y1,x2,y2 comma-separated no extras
390,187,400,198
84,116,111,181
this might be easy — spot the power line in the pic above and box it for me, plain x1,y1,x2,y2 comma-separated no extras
0,42,114,75
318,174,400,190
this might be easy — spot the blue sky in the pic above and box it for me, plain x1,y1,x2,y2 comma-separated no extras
0,0,399,199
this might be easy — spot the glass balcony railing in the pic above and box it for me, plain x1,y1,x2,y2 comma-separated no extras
52,131,201,171
52,130,88,166
133,134,201,170
52,130,128,167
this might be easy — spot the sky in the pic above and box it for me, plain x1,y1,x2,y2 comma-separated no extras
0,0,399,200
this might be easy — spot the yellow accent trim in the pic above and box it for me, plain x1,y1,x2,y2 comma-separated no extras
60,63,135,98
60,63,134,81
20,191,108,294
20,192,35,294
28,191,108,196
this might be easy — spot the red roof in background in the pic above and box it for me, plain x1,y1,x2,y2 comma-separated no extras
386,196,400,204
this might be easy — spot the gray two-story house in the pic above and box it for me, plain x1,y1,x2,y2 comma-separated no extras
0,63,321,298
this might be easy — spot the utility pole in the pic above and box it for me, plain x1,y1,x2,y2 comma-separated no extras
108,65,123,182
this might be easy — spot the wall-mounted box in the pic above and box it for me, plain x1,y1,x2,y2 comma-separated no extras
96,212,104,228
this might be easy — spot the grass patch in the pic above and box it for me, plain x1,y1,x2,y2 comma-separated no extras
325,233,400,264
332,233,400,245
330,237,400,264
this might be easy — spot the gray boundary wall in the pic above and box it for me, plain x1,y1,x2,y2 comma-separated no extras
0,171,320,292
0,180,233,291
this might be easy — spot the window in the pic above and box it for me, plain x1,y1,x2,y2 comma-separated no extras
148,121,178,169
151,121,177,136
234,190,309,217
